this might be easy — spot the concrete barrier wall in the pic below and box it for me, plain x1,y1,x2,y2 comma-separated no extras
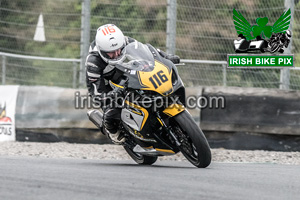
15,86,105,143
14,85,300,142
16,86,94,129
200,86,300,135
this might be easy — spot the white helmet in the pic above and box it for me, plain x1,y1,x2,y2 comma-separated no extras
95,24,126,64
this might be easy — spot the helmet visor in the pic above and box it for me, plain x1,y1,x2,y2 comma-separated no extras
99,46,126,65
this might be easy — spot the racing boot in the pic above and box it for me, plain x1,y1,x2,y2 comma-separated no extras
104,128,125,144
104,128,125,145
102,106,124,144
103,119,125,144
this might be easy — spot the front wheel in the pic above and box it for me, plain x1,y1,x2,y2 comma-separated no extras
172,110,211,168
270,42,280,53
124,146,158,165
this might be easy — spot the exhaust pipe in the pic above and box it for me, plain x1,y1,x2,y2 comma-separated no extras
87,110,103,129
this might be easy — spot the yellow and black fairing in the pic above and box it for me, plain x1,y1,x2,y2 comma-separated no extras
111,44,186,105
110,42,186,153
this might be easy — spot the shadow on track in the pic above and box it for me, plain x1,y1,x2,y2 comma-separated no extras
80,160,202,169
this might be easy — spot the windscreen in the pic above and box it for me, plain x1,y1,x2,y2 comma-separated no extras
121,41,155,72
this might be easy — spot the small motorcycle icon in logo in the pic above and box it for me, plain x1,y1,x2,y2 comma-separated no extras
0,102,12,123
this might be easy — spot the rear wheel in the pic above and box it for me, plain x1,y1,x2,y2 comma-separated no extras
124,146,158,165
172,110,211,168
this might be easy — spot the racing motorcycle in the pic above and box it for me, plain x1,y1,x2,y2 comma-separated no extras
88,41,211,168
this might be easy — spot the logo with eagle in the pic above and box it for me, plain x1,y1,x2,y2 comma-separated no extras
233,9,291,53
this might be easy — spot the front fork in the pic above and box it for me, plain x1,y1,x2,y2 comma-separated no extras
156,110,182,147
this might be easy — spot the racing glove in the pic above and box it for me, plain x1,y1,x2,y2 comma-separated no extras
165,54,180,64
157,49,180,64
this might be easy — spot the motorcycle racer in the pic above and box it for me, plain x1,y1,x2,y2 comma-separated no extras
86,24,180,144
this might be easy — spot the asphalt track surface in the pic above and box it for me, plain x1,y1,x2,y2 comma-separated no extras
0,156,299,200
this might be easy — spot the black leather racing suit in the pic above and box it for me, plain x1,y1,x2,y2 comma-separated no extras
86,37,136,133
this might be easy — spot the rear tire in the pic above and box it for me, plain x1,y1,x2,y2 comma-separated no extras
173,110,211,168
124,146,158,165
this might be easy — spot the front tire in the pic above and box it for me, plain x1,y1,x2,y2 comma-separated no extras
270,42,280,53
124,146,158,165
173,110,211,168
